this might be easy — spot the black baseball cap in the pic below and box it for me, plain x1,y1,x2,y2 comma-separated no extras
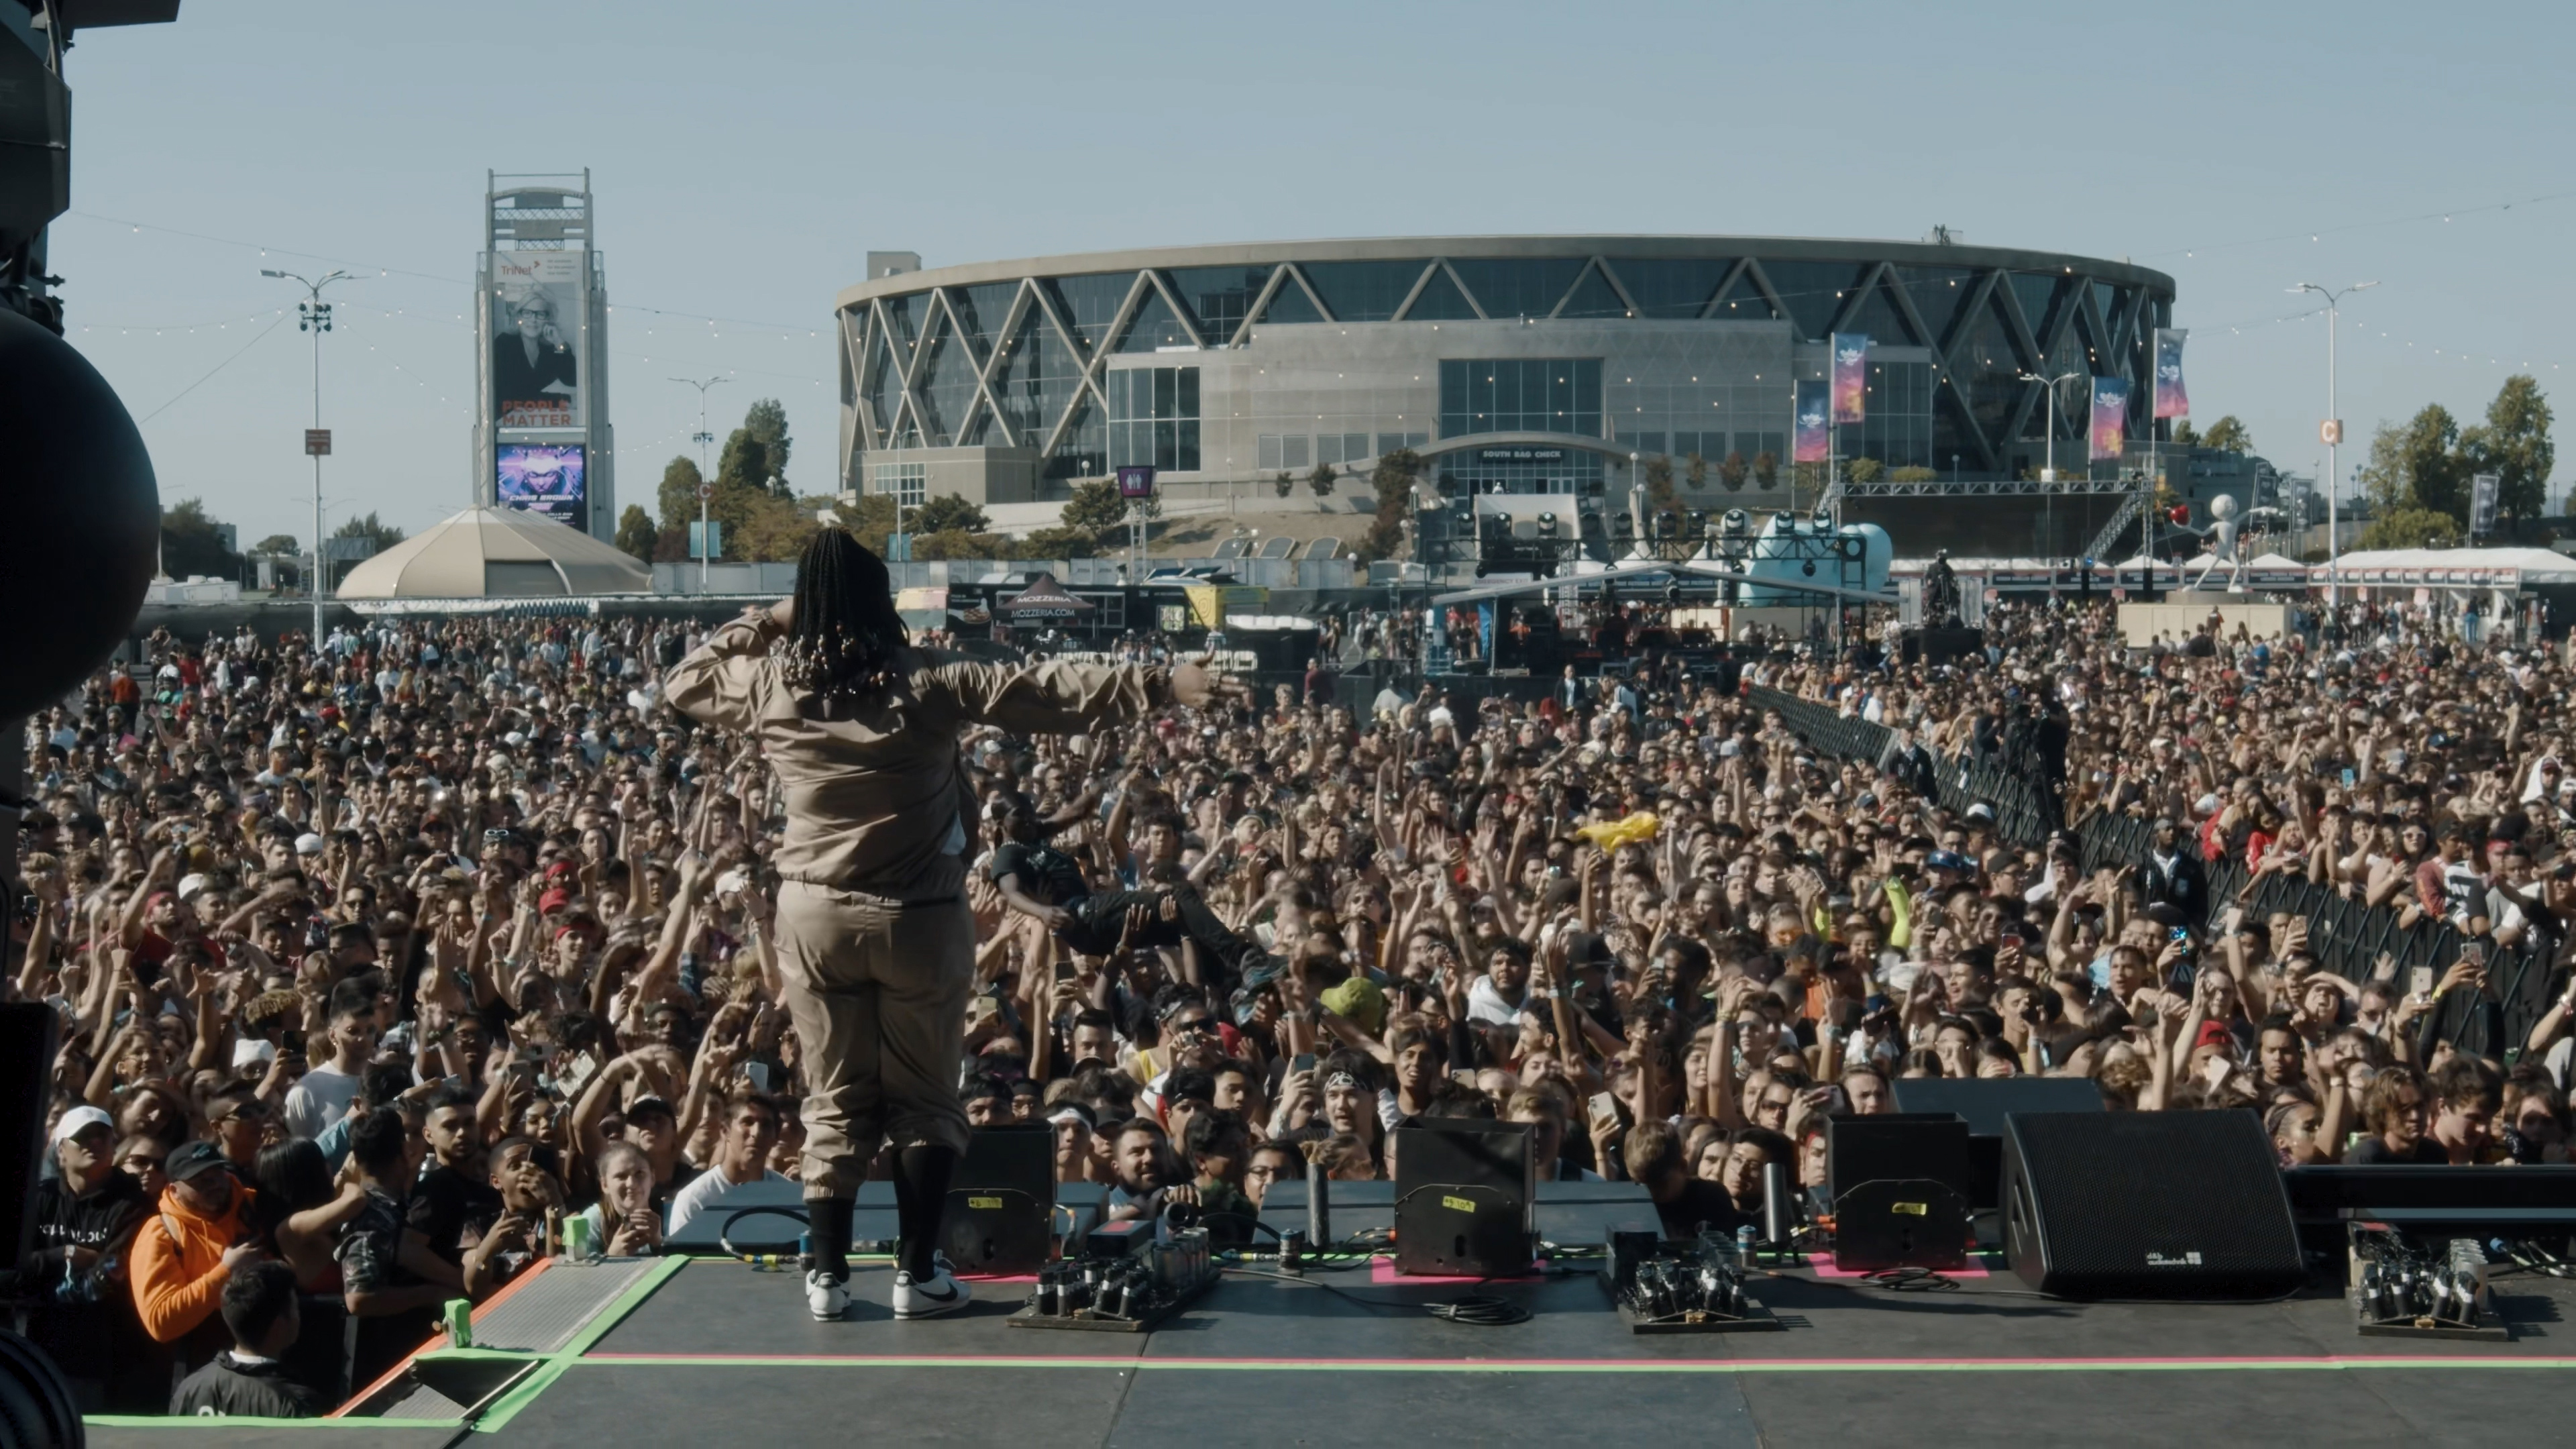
164,1139,232,1184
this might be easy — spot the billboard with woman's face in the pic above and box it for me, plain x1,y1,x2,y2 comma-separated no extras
492,251,583,428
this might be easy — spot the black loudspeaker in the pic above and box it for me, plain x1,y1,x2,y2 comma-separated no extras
1828,1114,1974,1270
1890,1077,2102,1209
1392,1118,1534,1277
3,1002,58,1280
2002,1112,2303,1301
938,1125,1055,1276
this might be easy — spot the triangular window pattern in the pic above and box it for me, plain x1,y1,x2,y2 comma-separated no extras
1449,258,1587,320
2006,273,2064,347
1757,262,1868,342
1557,262,1629,319
1609,258,1734,319
1169,266,1270,345
1254,268,1326,325
1711,268,1779,322
1894,267,1976,348
1116,288,1194,353
1300,260,1424,322
1836,272,1917,346
1401,263,1479,321
948,282,1018,364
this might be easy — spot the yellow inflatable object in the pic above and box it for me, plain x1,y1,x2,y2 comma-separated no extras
1575,811,1660,850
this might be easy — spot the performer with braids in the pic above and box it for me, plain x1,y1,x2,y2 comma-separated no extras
665,528,1240,1320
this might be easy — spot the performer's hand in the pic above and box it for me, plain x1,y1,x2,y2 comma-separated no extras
1038,904,1072,931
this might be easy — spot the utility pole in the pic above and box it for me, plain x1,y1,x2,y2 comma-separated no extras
264,268,352,645
672,376,727,591
2293,282,2375,606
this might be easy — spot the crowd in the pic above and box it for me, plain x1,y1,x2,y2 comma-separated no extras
10,587,2574,1415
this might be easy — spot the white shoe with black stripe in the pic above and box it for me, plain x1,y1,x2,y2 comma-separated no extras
805,1271,851,1321
891,1263,971,1319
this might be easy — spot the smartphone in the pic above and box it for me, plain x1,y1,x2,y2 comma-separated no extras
2460,941,2486,969
2340,768,2357,787
2200,1055,2233,1090
1291,1053,1316,1076
1052,959,1077,984
1587,1091,1620,1130
441,1075,466,1094
743,1062,772,1093
2408,966,2434,1001
1450,1067,1478,1087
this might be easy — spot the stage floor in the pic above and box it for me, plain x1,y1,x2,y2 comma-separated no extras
87,1254,2576,1448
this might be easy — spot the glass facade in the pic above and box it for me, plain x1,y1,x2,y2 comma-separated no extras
1440,359,1603,438
1108,366,1200,472
1437,445,1605,496
869,460,926,509
847,245,2168,486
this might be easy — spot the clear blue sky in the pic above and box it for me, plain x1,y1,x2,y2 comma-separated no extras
52,0,2575,549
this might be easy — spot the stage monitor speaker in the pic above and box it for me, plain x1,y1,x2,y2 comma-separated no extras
1890,1076,2102,1209
1833,1179,1972,1272
940,1124,1055,1276
2002,1111,2303,1301
1392,1118,1535,1277
1827,1113,1975,1208
3,1002,58,1280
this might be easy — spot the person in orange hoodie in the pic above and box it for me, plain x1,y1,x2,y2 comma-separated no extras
129,1139,264,1380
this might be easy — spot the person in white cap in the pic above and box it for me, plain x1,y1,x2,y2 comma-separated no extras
22,1105,159,1410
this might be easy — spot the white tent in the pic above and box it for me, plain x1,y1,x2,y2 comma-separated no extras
335,508,652,599
2328,547,2576,587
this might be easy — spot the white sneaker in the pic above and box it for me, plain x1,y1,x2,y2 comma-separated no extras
806,1271,850,1322
892,1263,971,1319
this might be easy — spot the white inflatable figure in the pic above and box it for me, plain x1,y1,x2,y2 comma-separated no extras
2185,492,2247,592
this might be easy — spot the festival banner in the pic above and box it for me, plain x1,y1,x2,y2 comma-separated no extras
1829,333,1869,425
2088,377,2129,462
2152,328,2189,420
1792,381,1831,464
492,250,585,429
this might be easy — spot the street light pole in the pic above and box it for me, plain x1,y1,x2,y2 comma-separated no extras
672,376,727,591
2016,370,2084,568
2293,282,2376,607
263,268,352,645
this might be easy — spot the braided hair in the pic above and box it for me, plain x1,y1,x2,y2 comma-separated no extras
777,527,910,704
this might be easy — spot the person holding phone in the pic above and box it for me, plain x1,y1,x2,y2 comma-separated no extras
665,527,1242,1325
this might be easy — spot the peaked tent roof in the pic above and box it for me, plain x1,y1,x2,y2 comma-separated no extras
999,572,1095,612
335,508,653,598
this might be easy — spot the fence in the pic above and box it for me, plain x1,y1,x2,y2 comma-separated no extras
1745,686,2542,1035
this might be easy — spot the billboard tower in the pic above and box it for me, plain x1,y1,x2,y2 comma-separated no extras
476,170,614,539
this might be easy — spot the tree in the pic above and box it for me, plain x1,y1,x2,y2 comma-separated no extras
332,511,406,556
1641,454,1677,515
1272,471,1294,499
1752,451,1780,490
1358,447,1423,564
1845,456,1886,485
1063,478,1128,535
1888,466,1940,483
1307,462,1338,504
2354,506,2463,551
1684,451,1709,491
912,494,991,535
160,498,241,580
909,529,1010,561
2198,416,2253,454
250,533,299,556
841,492,898,555
657,455,707,533
2169,419,2202,448
1020,525,1100,559
2461,374,2555,524
614,504,657,563
717,398,794,498
1719,451,1748,492
2359,405,2470,525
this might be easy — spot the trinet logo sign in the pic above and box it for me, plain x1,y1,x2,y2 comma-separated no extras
2145,1251,2204,1267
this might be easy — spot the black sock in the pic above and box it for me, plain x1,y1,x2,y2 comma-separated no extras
894,1144,958,1279
806,1196,854,1281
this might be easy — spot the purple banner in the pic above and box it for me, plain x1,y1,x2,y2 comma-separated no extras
496,443,585,526
1793,380,1831,464
1829,333,1869,425
2153,328,2189,421
2089,378,2129,462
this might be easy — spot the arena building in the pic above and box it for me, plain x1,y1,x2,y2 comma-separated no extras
835,235,2177,557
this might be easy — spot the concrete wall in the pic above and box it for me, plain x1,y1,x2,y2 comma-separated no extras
2117,600,2290,645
